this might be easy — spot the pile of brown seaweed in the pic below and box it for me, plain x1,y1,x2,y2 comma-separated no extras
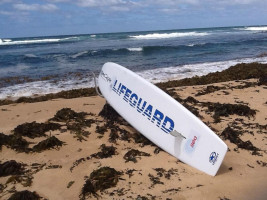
0,160,25,177
0,133,30,153
206,102,256,123
80,167,122,199
157,62,267,89
32,136,64,152
221,126,260,155
8,190,42,200
50,108,95,142
13,121,61,139
123,149,151,163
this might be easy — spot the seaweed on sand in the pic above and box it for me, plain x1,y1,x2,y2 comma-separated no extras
157,62,267,89
0,160,25,177
196,85,226,96
91,144,117,159
80,167,122,199
70,145,117,172
221,126,260,155
133,132,153,147
148,174,164,187
0,133,30,153
51,108,95,141
66,122,91,142
258,76,267,86
99,103,122,123
32,136,64,152
205,103,256,123
153,168,178,180
123,149,151,163
51,108,88,123
8,190,41,200
13,121,61,139
96,125,108,135
6,174,33,187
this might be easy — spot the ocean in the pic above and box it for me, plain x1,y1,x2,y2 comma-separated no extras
0,25,267,99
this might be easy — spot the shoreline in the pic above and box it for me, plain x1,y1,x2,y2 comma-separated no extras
1,62,267,106
1,58,267,101
0,62,267,199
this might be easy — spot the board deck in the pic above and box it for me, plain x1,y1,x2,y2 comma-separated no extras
98,62,227,176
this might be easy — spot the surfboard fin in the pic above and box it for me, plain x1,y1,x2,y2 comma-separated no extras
92,72,104,98
170,130,186,139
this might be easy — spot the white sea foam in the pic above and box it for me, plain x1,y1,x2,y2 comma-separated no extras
240,26,267,31
3,39,12,42
24,54,38,58
1,56,267,100
0,37,76,46
71,51,89,59
137,56,267,83
0,77,95,100
127,47,143,52
130,32,209,40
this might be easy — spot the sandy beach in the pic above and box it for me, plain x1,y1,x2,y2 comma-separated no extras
0,64,267,200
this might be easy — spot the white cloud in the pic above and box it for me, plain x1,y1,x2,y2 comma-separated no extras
77,0,127,7
13,3,58,12
0,10,13,15
0,0,14,4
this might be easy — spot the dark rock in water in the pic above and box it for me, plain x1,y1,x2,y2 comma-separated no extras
0,160,24,177
8,190,41,200
0,133,30,153
80,167,122,199
32,136,64,152
123,149,151,163
99,103,121,123
13,121,61,139
258,76,267,86
91,144,117,159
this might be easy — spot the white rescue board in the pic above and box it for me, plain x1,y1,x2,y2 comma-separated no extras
98,62,227,176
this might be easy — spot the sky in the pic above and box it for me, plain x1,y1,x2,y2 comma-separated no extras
0,0,267,38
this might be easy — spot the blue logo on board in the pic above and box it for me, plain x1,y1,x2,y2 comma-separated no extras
209,152,219,165
102,72,175,134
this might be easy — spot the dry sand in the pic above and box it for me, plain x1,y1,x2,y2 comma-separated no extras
0,78,266,200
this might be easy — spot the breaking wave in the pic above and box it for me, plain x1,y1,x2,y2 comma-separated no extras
0,37,78,46
130,32,210,40
239,26,267,32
